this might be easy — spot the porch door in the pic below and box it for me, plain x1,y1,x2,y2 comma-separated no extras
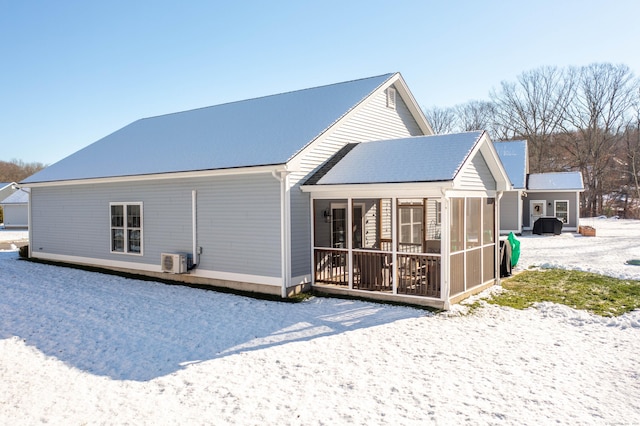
331,207,347,248
530,200,546,226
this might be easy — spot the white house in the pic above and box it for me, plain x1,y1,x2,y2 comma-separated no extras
0,188,29,228
495,140,584,234
21,73,510,309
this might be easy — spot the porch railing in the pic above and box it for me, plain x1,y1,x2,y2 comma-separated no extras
314,248,441,298
397,253,441,298
353,251,392,291
314,249,348,286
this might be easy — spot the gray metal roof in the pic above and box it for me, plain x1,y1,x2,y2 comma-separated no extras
23,74,395,184
1,188,29,204
528,172,584,191
494,140,527,189
311,131,483,185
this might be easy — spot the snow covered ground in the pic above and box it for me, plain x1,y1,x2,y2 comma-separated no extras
1,220,639,425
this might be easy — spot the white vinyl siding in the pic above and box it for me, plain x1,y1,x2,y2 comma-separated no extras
288,85,426,277
30,173,282,279
457,152,496,190
499,191,520,232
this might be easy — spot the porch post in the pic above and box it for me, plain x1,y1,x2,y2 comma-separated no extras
496,191,503,284
391,197,397,294
347,197,353,289
440,192,451,309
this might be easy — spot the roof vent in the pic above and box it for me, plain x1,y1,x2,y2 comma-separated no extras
386,87,396,109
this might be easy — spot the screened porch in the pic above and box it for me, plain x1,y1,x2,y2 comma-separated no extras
312,198,443,299
311,196,497,304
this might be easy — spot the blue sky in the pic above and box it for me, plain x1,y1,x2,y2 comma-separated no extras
2,0,639,165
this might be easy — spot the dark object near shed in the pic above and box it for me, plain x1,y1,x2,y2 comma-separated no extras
533,217,563,235
499,239,512,277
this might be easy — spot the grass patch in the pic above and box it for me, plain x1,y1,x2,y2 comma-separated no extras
490,269,640,317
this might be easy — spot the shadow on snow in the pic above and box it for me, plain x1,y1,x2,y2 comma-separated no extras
0,252,427,381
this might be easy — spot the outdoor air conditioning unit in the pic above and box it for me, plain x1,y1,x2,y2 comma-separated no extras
161,253,189,274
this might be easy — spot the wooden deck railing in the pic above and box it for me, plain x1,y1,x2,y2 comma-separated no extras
314,249,348,286
397,253,441,298
314,249,441,298
353,251,392,291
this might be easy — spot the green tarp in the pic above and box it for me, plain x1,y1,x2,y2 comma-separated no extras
508,232,520,267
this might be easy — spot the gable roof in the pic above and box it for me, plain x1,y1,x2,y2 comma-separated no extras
23,73,400,184
494,140,527,189
528,172,584,191
307,131,485,185
1,188,29,204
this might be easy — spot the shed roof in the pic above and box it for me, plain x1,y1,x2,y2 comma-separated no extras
1,188,29,204
528,172,584,191
494,140,527,189
309,131,484,185
23,74,396,184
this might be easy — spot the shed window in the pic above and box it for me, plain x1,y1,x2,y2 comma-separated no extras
555,200,569,224
110,202,143,254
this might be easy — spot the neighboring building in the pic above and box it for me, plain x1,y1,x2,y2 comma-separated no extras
21,73,510,309
495,140,584,234
0,182,18,226
0,188,29,228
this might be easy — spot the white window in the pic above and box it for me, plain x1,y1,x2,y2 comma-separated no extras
555,200,569,224
386,87,396,109
110,202,143,254
398,204,423,252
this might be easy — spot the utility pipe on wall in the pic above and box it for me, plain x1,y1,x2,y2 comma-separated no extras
192,189,199,268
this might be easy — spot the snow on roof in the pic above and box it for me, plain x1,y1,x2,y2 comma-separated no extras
1,188,29,204
528,172,584,191
23,74,395,184
312,131,483,185
494,140,527,189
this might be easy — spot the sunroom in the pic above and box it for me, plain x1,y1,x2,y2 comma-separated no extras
300,132,511,309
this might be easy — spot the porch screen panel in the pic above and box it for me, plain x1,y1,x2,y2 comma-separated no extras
483,245,495,282
450,252,465,295
450,198,464,252
466,248,482,288
466,198,481,249
380,199,392,251
483,198,495,244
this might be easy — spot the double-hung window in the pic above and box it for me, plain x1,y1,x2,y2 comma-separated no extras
110,202,143,254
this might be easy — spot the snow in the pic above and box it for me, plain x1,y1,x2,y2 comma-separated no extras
315,132,482,185
22,74,394,184
0,188,29,204
494,140,527,189
528,172,584,190
1,220,639,424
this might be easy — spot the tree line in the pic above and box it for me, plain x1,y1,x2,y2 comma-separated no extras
0,159,46,183
423,63,640,218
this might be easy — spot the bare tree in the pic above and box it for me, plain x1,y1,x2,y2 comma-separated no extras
423,105,457,134
454,100,496,132
490,66,575,173
561,63,638,216
0,159,46,182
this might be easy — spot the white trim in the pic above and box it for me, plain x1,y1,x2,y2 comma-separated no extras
301,181,454,198
30,252,282,286
22,165,286,188
554,199,569,224
529,199,546,227
109,202,144,256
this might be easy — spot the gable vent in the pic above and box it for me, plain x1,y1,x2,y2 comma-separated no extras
386,87,396,109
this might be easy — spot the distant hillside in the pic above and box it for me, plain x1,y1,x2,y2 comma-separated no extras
0,159,46,182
